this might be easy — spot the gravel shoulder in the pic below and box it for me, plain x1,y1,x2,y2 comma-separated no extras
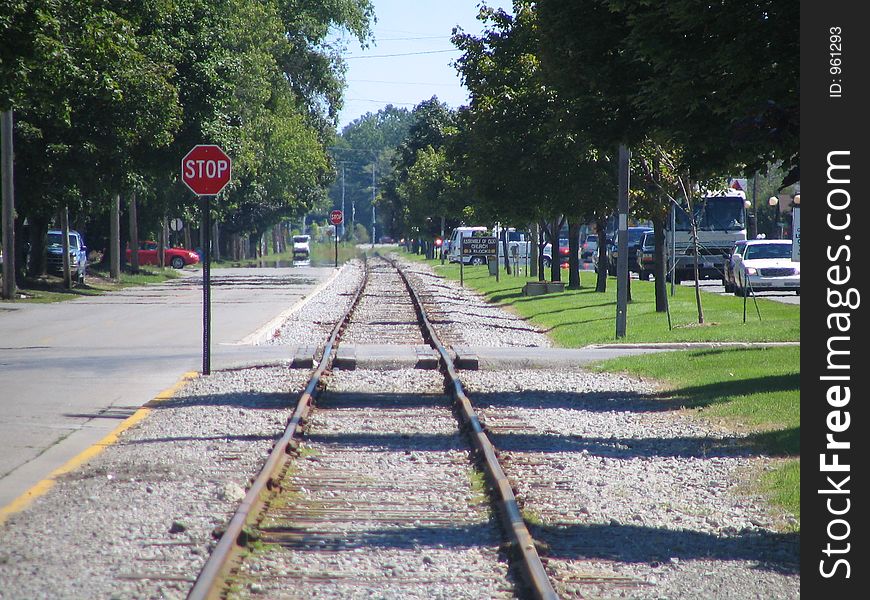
0,256,799,599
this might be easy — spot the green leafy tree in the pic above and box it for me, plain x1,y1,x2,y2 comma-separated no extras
453,3,615,284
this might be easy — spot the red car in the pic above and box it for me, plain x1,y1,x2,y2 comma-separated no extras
127,241,200,269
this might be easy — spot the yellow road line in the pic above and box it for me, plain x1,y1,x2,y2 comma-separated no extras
0,371,198,526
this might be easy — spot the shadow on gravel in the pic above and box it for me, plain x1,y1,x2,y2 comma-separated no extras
488,431,797,459
304,432,465,453
152,391,291,409
531,522,799,575
260,522,500,551
469,390,675,413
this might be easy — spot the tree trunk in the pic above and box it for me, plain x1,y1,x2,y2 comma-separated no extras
212,221,221,262
567,220,581,289
529,222,538,278
550,217,560,282
157,216,166,268
501,227,511,275
27,216,48,278
110,194,120,279
595,218,607,293
60,206,71,289
653,215,668,312
128,192,139,273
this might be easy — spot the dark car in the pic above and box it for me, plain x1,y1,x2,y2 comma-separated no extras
604,227,653,275
634,230,657,280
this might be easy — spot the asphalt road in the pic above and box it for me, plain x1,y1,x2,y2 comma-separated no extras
0,266,337,510
677,278,801,305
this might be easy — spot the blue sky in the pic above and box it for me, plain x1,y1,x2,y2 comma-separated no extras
334,0,512,129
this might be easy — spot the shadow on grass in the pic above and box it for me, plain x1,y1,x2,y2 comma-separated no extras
652,374,800,409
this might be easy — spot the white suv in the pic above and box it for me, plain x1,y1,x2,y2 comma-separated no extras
292,235,311,258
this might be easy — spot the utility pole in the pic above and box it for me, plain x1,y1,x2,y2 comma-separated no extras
371,161,376,246
341,164,346,239
616,145,630,338
2,110,16,300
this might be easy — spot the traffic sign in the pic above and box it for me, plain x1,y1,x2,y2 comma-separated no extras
330,210,344,225
181,145,232,196
169,218,184,232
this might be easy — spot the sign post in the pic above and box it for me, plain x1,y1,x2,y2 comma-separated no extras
182,145,232,375
330,210,343,268
460,235,498,287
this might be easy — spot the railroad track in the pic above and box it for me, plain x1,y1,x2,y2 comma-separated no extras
187,255,557,599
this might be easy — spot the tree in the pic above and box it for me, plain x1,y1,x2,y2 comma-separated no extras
452,2,615,284
537,0,799,186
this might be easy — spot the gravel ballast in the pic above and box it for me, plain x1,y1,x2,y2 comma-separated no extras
0,255,799,599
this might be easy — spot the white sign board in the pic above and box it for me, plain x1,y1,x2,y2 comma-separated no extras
791,207,800,262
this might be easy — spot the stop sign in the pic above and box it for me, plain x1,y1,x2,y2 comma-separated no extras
330,210,344,225
181,145,232,196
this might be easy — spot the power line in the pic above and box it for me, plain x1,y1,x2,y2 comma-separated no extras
343,49,460,59
348,78,462,87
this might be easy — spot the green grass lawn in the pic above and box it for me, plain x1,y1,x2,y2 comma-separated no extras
594,346,800,526
405,253,799,345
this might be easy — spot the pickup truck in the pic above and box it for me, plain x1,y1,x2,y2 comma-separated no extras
46,229,87,284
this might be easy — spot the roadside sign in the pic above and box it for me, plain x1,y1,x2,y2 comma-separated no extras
330,210,344,226
169,218,184,232
180,144,231,376
181,145,232,196
461,236,498,256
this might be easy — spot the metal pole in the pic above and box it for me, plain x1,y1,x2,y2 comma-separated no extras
2,110,16,300
670,202,676,296
371,161,376,247
616,145,630,338
202,195,212,375
341,164,346,239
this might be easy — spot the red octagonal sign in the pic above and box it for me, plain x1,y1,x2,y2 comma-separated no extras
181,145,232,196
330,210,344,225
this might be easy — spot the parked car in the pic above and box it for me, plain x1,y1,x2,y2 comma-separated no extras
634,230,656,280
127,241,200,269
722,239,748,293
46,229,87,284
292,235,311,257
732,239,800,296
447,226,490,265
541,238,570,269
581,233,598,259
600,227,653,275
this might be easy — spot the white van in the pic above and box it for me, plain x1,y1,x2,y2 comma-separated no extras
447,226,490,264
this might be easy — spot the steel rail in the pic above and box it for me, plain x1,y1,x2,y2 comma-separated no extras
387,256,559,600
187,258,370,600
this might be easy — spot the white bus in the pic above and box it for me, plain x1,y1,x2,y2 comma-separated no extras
666,190,748,283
